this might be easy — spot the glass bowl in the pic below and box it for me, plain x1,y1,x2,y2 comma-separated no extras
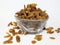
15,14,49,34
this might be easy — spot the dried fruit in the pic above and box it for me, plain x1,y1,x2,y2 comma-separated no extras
46,27,53,30
8,22,17,26
31,40,36,44
8,36,13,41
3,36,13,44
34,35,42,41
9,29,16,36
9,29,15,33
46,27,54,34
16,3,48,20
8,22,12,26
55,28,60,33
47,31,54,34
4,34,11,38
3,40,13,44
16,35,20,42
18,30,22,34
12,22,17,26
50,37,55,40
13,26,20,29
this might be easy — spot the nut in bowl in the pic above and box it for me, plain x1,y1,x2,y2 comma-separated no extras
15,3,49,34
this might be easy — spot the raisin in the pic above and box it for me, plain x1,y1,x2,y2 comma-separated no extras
31,40,36,44
16,35,20,42
50,37,55,40
34,35,42,41
3,40,13,44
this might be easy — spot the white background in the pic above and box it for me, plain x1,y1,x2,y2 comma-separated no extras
0,0,60,45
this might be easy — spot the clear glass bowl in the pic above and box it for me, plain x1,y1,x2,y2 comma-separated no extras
15,14,49,34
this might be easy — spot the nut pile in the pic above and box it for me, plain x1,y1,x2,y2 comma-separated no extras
16,3,48,20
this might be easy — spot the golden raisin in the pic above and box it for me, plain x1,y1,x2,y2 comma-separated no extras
34,35,42,41
31,40,36,44
13,26,20,29
9,29,15,33
12,22,17,26
16,3,48,20
46,27,53,30
18,30,22,34
46,27,54,34
9,29,16,36
3,36,13,44
8,36,13,41
8,22,12,26
3,40,13,44
16,35,20,42
50,37,55,40
4,34,11,38
55,28,60,33
47,31,54,34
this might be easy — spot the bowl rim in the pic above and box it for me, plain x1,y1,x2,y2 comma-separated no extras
15,14,49,21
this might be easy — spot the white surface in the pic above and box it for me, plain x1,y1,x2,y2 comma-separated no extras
0,0,60,45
